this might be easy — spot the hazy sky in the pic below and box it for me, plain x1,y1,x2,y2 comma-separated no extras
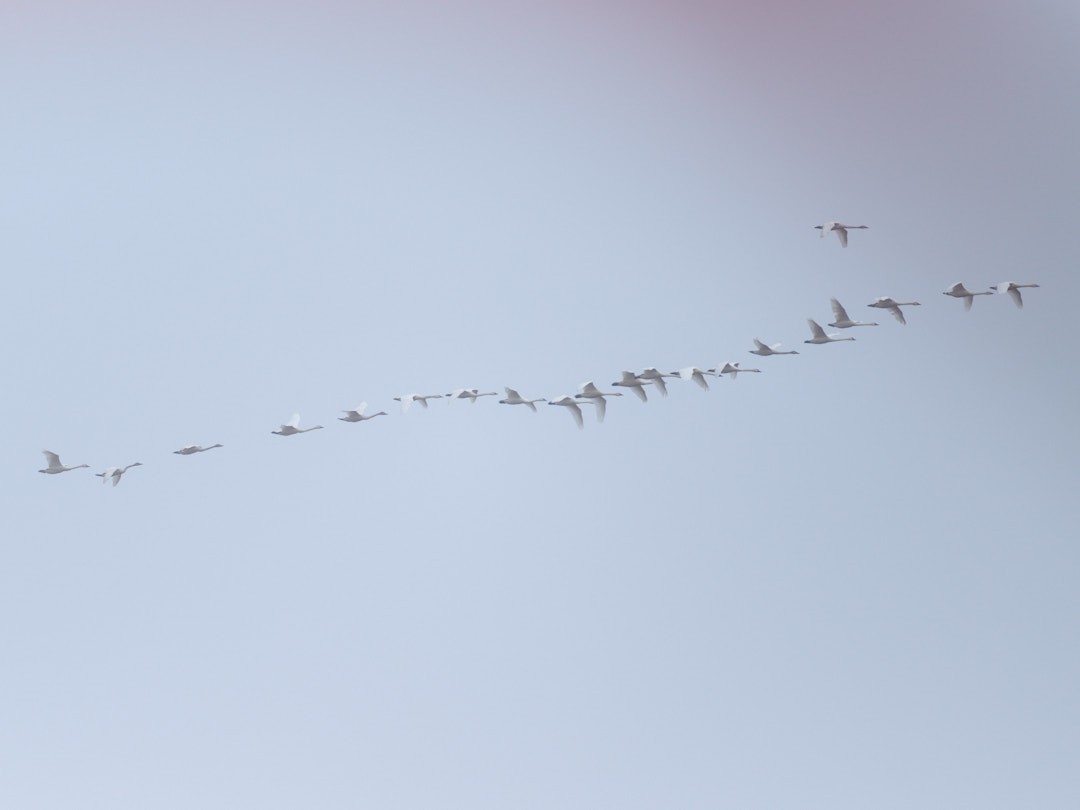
3,2,1079,808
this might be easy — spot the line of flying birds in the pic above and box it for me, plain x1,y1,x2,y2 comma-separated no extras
37,223,1040,485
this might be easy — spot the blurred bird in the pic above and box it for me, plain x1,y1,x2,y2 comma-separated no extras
39,450,90,474
272,414,324,436
338,403,387,423
173,444,224,455
805,319,855,344
943,282,992,311
867,297,920,325
829,298,878,328
989,282,1039,309
815,221,868,248
96,462,143,486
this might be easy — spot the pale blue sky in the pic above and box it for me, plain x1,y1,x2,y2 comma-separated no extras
3,1,1079,808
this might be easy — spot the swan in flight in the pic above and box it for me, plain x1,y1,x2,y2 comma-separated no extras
611,371,651,403
498,387,546,412
750,339,799,356
717,362,761,379
805,319,855,344
393,393,443,413
548,395,595,430
272,414,324,436
636,368,679,396
815,222,868,248
829,298,878,328
96,462,143,486
39,450,90,474
575,382,622,422
445,389,498,403
943,282,992,311
867,297,920,325
338,402,388,422
677,367,717,391
173,444,224,455
990,282,1040,309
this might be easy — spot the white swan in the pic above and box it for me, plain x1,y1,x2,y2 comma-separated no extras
96,462,143,487
445,388,498,403
272,413,324,436
677,367,717,391
990,282,1040,309
636,368,679,396
339,402,388,422
805,319,855,344
498,387,546,412
39,450,90,474
575,381,622,422
815,222,868,248
173,444,224,455
867,297,920,325
829,298,878,328
393,393,443,413
750,339,799,356
943,282,992,311
612,371,651,403
548,395,595,430
717,362,761,379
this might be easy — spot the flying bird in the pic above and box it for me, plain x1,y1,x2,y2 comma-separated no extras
717,362,761,379
272,414,324,436
548,395,595,430
498,387,546,412
943,282,992,311
677,367,718,391
829,298,878,328
445,389,498,403
39,450,90,474
989,282,1040,309
173,444,224,455
575,382,623,422
635,368,679,396
805,319,855,344
749,339,799,357
338,403,388,422
96,462,143,486
867,297,920,325
393,393,443,413
611,371,651,403
815,221,868,248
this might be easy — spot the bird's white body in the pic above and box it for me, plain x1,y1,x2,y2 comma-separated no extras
272,414,324,436
943,282,992,311
393,393,443,413
339,402,388,422
717,362,761,379
575,382,622,422
548,395,595,429
990,282,1040,309
750,339,799,357
173,444,223,455
498,387,545,412
635,368,678,396
97,462,143,486
829,298,878,328
867,297,920,325
815,221,867,248
445,388,498,403
805,319,855,344
612,371,651,403
678,367,717,391
38,450,90,474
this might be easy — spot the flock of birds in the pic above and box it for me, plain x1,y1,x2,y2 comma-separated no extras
38,223,1040,485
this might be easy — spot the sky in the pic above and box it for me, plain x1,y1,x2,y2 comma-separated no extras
3,1,1079,807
